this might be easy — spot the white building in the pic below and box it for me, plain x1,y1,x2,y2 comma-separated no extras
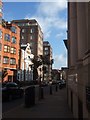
17,43,34,81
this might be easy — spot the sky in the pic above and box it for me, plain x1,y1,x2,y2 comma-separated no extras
3,1,68,69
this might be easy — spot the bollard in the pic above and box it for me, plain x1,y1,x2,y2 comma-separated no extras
39,86,44,100
59,83,62,89
25,86,35,107
56,84,58,92
41,87,44,99
50,85,52,95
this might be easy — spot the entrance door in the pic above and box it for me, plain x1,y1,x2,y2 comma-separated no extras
71,91,73,113
78,98,83,119
8,76,12,82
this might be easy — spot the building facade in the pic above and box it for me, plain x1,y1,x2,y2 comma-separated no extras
0,0,2,81
17,43,34,81
0,0,2,24
52,69,60,81
43,41,53,81
67,2,90,119
0,20,20,82
12,19,43,81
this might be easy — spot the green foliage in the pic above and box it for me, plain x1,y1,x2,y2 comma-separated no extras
43,66,47,73
32,56,42,68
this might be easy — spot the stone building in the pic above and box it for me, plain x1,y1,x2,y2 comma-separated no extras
67,2,90,119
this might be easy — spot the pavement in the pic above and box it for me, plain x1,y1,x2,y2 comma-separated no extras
2,87,74,119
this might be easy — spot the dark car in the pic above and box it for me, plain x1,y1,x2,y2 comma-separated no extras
2,82,24,102
40,81,48,87
59,80,66,89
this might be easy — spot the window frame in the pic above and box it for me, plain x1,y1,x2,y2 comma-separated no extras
12,36,16,44
3,56,9,64
11,26,17,33
4,45,10,53
0,43,2,51
4,33,10,42
0,30,2,39
10,58,16,65
10,47,16,54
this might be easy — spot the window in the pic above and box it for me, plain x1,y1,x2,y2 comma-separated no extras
0,44,2,51
30,28,34,33
3,57,9,64
10,58,16,65
0,55,1,63
0,5,2,13
4,34,10,41
0,30,2,39
44,51,48,55
4,45,10,52
22,29,25,33
30,42,33,47
12,36,16,43
0,17,2,24
11,47,16,54
18,23,26,26
4,45,10,53
30,35,34,40
45,47,48,50
21,35,24,39
11,26,17,33
30,35,32,40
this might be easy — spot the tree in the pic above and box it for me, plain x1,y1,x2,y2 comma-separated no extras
32,56,43,80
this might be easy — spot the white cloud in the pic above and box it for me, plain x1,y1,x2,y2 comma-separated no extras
25,2,67,39
53,54,67,69
37,2,67,17
53,17,67,30
56,33,65,39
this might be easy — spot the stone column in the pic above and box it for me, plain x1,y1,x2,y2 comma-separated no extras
68,2,78,67
77,3,88,60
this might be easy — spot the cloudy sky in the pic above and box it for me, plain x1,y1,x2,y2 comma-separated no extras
3,1,68,69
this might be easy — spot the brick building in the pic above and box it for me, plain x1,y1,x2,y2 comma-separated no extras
0,20,20,82
0,0,2,81
0,0,2,24
43,41,53,81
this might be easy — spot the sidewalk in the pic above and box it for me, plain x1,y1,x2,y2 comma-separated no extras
2,88,74,119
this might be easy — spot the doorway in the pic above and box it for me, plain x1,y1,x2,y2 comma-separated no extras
71,91,73,113
78,98,83,119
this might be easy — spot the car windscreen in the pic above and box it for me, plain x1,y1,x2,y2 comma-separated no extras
6,83,18,88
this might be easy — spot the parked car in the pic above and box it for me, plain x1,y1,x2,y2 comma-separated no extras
40,81,48,87
59,80,66,89
2,82,24,102
51,80,57,85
